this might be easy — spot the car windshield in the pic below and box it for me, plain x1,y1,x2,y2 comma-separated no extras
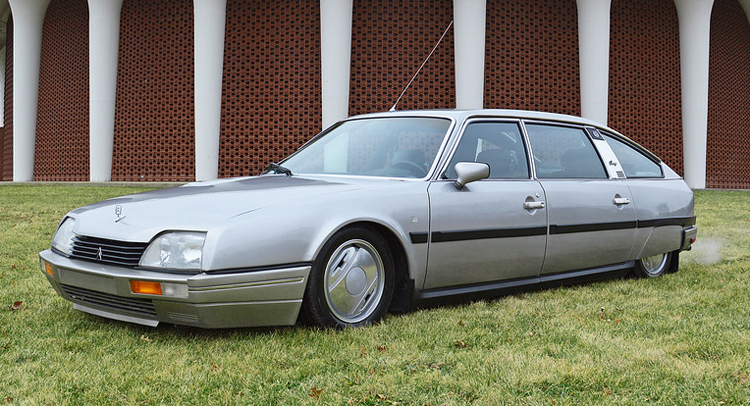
281,117,451,178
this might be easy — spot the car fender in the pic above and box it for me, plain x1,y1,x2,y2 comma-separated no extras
627,178,696,259
201,180,430,286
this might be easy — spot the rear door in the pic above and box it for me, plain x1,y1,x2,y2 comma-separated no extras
524,122,636,275
424,120,547,289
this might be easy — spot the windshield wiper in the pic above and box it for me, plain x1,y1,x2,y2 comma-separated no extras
263,162,293,176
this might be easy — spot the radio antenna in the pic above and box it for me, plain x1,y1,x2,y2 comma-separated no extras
389,20,453,112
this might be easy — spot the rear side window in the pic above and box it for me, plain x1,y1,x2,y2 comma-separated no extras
602,133,663,178
526,124,607,179
445,121,530,179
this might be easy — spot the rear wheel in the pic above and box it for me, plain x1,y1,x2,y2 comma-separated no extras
633,251,676,278
302,226,394,328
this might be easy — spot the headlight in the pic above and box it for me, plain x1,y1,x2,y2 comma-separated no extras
139,232,206,270
51,218,76,256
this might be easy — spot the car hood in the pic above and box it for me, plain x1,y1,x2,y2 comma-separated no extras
68,175,366,241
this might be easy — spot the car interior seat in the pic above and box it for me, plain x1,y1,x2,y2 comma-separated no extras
476,149,517,178
559,147,604,178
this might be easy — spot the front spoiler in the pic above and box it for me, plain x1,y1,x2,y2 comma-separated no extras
39,249,310,329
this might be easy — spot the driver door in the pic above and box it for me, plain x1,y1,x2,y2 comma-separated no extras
423,120,547,289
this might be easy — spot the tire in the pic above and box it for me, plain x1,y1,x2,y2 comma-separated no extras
633,251,676,278
302,226,395,328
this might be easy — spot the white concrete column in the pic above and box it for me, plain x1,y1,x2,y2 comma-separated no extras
194,0,227,181
576,0,611,124
739,0,750,25
674,0,714,189
320,0,353,129
453,0,486,109
8,0,51,182
88,0,124,182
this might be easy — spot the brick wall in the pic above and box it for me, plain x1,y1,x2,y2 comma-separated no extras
707,0,750,189
219,0,321,178
1,16,12,181
8,1,750,186
349,0,455,115
484,0,580,116
608,0,683,175
35,0,89,181
112,0,195,182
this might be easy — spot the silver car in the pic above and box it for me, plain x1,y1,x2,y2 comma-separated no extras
39,110,697,328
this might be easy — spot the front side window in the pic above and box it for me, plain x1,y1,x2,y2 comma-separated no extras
602,133,663,178
526,124,607,179
444,121,530,179
281,117,451,178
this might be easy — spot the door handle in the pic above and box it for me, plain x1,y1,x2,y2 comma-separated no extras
613,197,631,205
524,201,546,210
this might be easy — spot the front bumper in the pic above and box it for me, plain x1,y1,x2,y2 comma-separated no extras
39,249,310,328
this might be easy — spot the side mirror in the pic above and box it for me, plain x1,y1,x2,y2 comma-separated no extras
453,162,490,189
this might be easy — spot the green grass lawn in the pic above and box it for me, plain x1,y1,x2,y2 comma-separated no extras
1,185,749,405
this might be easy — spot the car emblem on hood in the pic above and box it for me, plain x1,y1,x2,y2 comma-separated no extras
115,205,126,223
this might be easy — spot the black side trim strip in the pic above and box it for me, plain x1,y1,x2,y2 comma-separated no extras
550,221,637,235
637,216,696,228
432,226,547,243
416,216,696,244
203,262,313,275
410,232,428,244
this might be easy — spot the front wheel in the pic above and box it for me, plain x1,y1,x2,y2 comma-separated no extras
302,226,395,328
633,251,677,278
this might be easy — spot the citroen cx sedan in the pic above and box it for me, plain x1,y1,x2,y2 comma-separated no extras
39,110,697,329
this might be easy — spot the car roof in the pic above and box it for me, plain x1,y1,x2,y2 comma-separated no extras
348,109,606,129
343,109,660,163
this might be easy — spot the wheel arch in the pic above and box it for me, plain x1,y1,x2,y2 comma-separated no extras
320,220,415,313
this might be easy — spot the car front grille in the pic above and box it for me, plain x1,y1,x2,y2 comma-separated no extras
61,284,157,317
70,235,148,267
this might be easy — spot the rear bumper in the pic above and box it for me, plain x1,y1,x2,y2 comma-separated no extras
39,249,310,328
681,226,698,251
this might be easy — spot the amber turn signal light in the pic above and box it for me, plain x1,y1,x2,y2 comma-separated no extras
130,280,163,295
44,261,54,276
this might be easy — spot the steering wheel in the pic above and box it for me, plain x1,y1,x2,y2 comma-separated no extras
391,161,427,177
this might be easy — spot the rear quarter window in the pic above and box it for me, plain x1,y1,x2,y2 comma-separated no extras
602,133,663,178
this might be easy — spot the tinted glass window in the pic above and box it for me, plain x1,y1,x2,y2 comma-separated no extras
526,124,606,179
603,133,663,178
445,121,530,179
281,117,450,178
